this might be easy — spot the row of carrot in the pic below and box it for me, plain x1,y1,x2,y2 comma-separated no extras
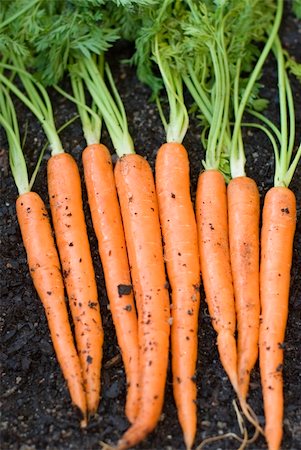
1,1,300,450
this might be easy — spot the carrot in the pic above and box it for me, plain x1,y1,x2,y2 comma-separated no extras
115,154,170,450
16,193,88,423
257,34,301,450
259,187,296,450
55,70,140,422
21,8,140,420
196,169,238,392
48,152,103,414
156,143,200,450
72,58,170,446
131,19,201,446
82,143,139,422
227,177,260,400
0,84,87,424
226,0,284,406
0,62,104,415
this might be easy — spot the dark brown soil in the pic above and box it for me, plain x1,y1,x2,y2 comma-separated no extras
1,6,300,450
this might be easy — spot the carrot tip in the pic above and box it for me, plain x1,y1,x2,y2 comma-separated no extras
80,416,88,428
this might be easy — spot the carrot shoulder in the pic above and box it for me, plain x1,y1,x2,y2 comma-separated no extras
82,143,139,423
196,169,238,392
47,152,103,414
227,176,260,400
115,154,170,450
156,142,200,450
259,186,296,450
16,191,87,422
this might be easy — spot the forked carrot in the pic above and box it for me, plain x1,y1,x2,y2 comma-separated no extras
196,170,238,393
115,154,170,450
258,34,301,450
156,143,200,450
227,177,260,400
0,85,87,424
48,153,103,414
82,143,139,422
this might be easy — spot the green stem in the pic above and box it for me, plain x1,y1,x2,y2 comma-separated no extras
77,56,134,157
276,37,288,183
284,144,301,186
0,87,29,195
206,44,223,169
246,109,282,144
240,122,280,169
29,113,80,190
230,0,283,178
153,35,188,143
0,64,64,155
215,20,232,171
183,65,212,123
285,72,295,164
55,78,101,146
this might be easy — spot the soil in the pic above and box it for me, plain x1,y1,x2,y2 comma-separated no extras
1,5,300,450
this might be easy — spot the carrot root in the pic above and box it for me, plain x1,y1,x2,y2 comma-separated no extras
48,152,103,414
196,170,238,392
83,144,139,422
228,176,260,400
259,187,296,450
115,154,170,449
16,192,87,422
156,142,200,450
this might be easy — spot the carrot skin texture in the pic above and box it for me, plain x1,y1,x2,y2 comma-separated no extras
259,187,296,450
196,170,238,392
115,154,170,450
156,143,200,450
47,153,103,414
228,176,260,400
16,192,87,421
82,144,139,422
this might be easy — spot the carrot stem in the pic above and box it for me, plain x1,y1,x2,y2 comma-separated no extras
0,62,64,155
230,0,283,178
75,56,134,156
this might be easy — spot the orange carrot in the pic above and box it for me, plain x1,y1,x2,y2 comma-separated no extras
156,142,200,450
115,154,170,450
0,57,103,417
47,152,103,414
227,176,260,400
16,192,87,424
196,169,238,393
259,187,296,450
0,82,87,425
82,143,139,423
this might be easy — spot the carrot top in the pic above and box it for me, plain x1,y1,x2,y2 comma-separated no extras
0,58,64,156
0,0,124,152
127,0,189,144
73,56,135,157
0,56,50,194
140,0,281,180
0,70,79,193
246,36,301,188
5,0,136,157
54,67,102,147
0,84,30,195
